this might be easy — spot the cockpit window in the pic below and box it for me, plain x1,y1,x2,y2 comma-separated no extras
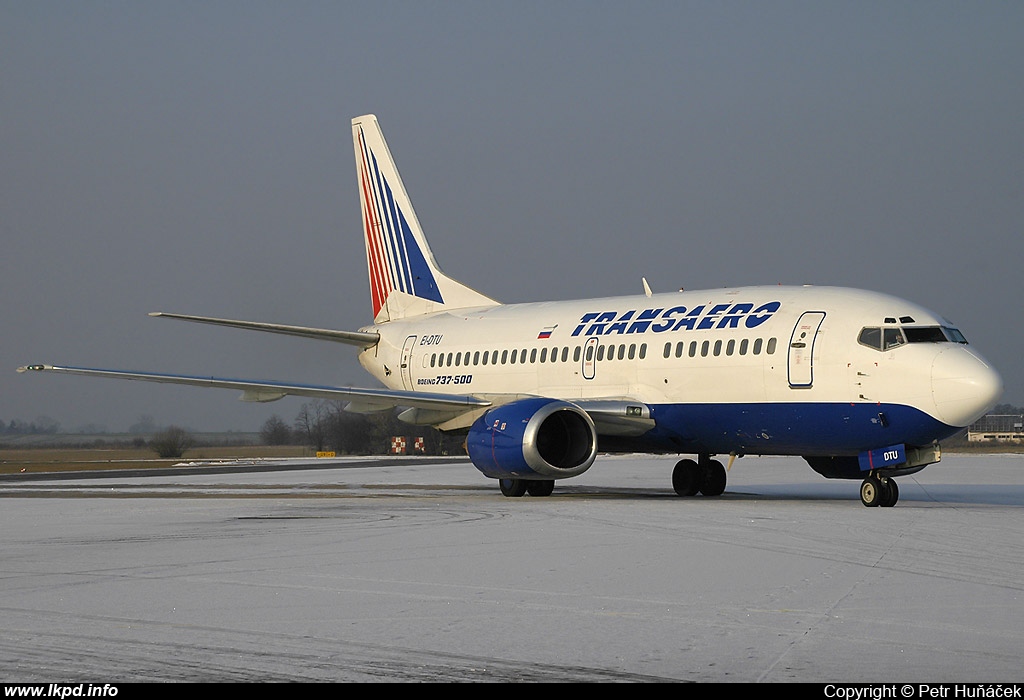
904,326,947,343
943,327,968,343
883,328,904,350
860,325,968,351
858,327,904,350
904,326,968,344
858,327,881,350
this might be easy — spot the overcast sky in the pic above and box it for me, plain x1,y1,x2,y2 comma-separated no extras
3,1,1022,433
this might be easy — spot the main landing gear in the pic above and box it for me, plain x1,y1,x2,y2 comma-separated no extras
499,478,555,497
672,455,727,497
860,473,899,507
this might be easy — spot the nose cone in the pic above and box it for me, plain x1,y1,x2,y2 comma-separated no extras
931,347,1003,427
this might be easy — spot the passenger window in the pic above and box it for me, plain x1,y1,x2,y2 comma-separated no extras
664,342,672,359
739,339,748,355
753,339,762,355
767,338,777,354
726,339,735,356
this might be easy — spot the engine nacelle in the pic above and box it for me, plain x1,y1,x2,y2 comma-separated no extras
466,398,597,480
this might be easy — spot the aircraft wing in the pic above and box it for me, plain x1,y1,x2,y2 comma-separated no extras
16,365,653,435
16,364,490,413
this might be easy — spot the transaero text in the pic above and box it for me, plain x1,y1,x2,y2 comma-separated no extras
570,301,781,336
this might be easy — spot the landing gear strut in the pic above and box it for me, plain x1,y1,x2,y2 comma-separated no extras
672,455,727,497
860,474,899,507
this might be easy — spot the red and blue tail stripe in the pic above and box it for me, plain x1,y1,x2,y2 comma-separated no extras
355,125,442,318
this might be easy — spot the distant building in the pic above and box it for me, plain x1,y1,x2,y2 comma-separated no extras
968,414,1024,442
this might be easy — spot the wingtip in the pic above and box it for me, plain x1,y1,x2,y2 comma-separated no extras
17,364,49,373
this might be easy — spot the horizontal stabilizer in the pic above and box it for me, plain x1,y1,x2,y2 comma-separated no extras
149,312,380,348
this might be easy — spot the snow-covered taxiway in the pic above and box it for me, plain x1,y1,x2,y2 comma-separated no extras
2,453,1022,682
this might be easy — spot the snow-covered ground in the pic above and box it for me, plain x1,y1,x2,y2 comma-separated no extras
2,453,1022,682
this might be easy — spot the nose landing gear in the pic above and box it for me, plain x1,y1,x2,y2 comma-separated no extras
860,474,899,507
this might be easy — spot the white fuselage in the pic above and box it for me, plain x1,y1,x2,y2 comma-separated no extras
359,285,1000,456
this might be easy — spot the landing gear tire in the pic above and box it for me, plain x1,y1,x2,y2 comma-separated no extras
861,475,900,507
860,476,882,507
499,478,528,497
526,480,555,497
700,460,727,497
672,459,702,496
879,476,899,507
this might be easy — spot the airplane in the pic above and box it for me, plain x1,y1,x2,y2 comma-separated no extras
19,114,1003,507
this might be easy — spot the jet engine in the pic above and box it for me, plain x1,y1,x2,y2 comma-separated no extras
466,398,597,480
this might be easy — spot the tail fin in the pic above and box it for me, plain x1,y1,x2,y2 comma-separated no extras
352,114,499,322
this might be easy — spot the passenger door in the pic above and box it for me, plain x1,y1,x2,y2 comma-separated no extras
788,312,826,388
400,335,417,390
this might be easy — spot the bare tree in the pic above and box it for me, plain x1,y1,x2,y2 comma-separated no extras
260,415,293,445
323,401,372,454
291,402,465,456
294,401,327,452
149,426,195,459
